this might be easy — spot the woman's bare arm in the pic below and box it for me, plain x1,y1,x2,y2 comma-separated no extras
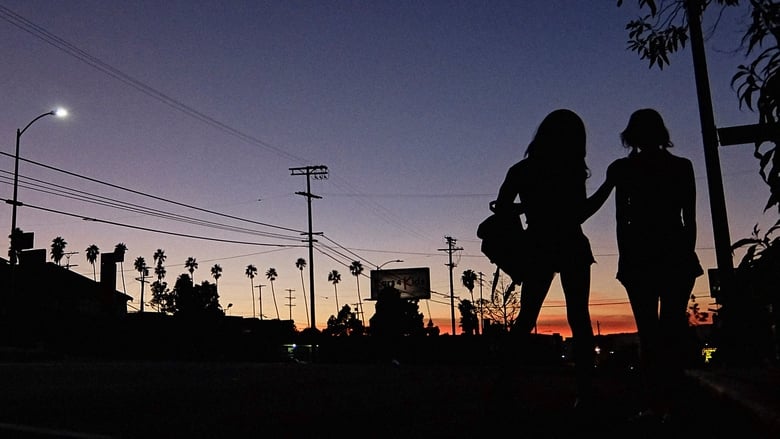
581,162,617,223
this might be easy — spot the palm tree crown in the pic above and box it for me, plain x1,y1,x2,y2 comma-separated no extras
211,264,223,287
85,244,100,281
245,264,258,318
153,248,166,267
328,269,341,312
50,236,67,266
461,269,477,302
265,267,280,319
153,249,166,281
133,256,147,275
185,257,198,283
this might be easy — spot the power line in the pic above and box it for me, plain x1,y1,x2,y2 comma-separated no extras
0,162,435,284
0,151,304,235
319,234,377,269
0,6,446,251
0,5,308,165
23,202,305,248
0,172,302,242
0,155,385,282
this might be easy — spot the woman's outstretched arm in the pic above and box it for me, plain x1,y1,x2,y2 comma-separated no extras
581,162,617,223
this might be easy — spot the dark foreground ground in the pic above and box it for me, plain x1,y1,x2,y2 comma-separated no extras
0,359,773,439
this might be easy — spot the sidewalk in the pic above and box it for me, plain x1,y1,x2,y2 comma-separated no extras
0,358,775,438
686,364,780,435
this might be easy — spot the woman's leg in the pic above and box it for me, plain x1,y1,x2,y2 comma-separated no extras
513,270,555,333
560,264,595,400
658,276,696,411
623,278,662,410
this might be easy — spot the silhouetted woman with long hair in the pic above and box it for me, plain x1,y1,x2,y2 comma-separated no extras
495,109,596,408
588,108,703,422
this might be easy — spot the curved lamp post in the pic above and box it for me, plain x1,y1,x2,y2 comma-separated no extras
9,108,67,264
376,259,403,270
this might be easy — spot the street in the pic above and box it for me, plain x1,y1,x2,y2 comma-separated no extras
0,359,770,438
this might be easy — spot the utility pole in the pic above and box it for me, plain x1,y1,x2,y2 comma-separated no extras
63,251,78,270
64,252,77,269
685,0,734,300
255,284,266,320
290,165,328,330
285,289,295,321
136,268,149,313
438,236,462,335
686,0,744,359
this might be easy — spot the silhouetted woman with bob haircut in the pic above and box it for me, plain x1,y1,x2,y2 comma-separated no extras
587,108,703,423
495,108,596,409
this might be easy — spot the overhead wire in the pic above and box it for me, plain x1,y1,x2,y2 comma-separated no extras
0,172,302,241
0,155,390,278
0,5,450,254
0,151,305,235
318,234,377,270
0,159,409,282
23,202,305,248
0,5,308,165
0,5,478,291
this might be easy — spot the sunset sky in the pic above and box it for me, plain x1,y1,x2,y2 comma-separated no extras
1,1,772,336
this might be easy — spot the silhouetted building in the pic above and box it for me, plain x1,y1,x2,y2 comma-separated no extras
0,251,131,352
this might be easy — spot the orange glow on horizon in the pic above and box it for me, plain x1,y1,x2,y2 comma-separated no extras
430,314,640,338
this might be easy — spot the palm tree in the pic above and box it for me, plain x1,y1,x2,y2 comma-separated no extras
328,269,341,313
85,244,100,281
50,236,67,266
115,243,128,294
151,248,167,313
210,264,223,289
152,248,166,282
295,258,310,327
245,264,258,318
184,256,198,284
461,269,477,302
461,269,479,335
265,267,280,319
153,248,166,271
349,260,365,325
134,256,148,312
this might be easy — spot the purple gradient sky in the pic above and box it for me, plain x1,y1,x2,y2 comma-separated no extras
0,1,770,335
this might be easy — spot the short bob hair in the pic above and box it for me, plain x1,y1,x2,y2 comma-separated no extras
620,108,673,150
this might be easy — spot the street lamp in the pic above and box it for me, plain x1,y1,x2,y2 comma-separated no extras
9,108,67,264
377,259,403,270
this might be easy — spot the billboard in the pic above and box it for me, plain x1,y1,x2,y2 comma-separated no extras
370,267,430,300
